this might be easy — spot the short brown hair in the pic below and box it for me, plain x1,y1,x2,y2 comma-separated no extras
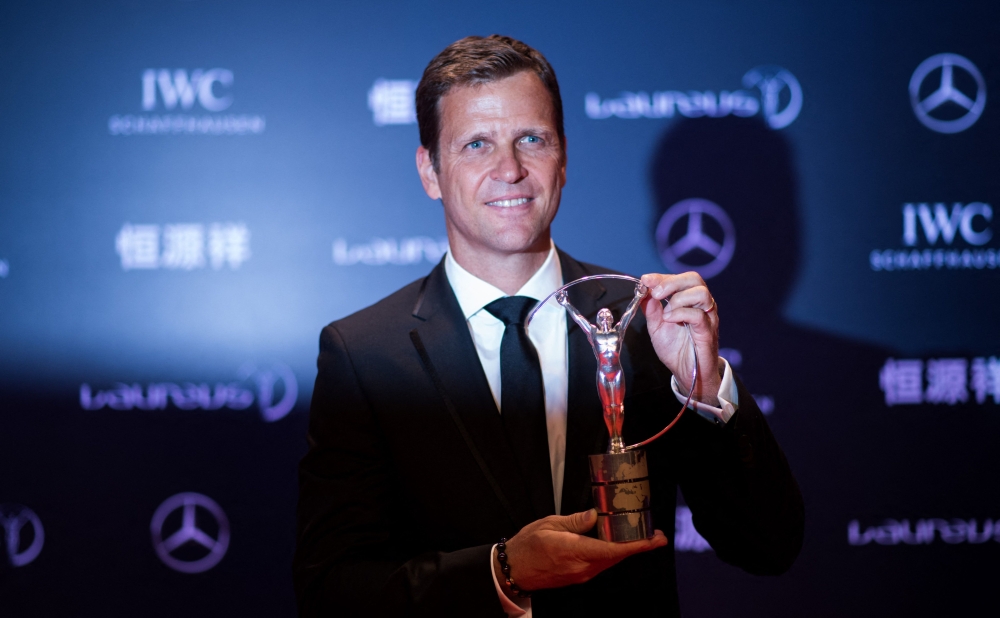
416,35,565,169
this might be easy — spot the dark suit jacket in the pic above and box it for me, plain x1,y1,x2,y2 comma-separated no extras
294,249,804,617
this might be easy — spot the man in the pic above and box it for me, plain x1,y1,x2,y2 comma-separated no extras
294,35,803,617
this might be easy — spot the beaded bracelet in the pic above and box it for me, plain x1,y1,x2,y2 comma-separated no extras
496,538,531,598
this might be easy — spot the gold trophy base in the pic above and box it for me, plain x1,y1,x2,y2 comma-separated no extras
588,449,654,542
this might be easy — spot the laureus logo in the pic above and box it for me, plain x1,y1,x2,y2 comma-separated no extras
584,65,802,129
79,363,298,422
742,66,803,130
0,504,45,567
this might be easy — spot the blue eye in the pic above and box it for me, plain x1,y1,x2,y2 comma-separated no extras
523,135,539,143
468,140,483,149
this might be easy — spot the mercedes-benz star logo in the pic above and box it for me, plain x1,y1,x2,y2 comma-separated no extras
0,504,45,567
910,53,986,134
655,198,736,279
151,492,230,574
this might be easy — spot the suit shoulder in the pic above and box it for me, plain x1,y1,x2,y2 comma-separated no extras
320,274,426,343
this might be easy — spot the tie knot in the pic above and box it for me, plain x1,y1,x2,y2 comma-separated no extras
484,296,537,327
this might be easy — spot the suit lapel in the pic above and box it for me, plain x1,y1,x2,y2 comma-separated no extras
410,262,536,529
558,251,615,516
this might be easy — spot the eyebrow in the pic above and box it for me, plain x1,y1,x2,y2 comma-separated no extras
454,127,557,144
458,132,492,144
517,127,556,138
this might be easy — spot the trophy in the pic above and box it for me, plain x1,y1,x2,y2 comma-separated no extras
527,275,698,542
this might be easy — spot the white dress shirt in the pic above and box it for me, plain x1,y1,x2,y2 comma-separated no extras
444,243,739,617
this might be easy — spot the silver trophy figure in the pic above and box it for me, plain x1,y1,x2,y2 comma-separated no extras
529,275,697,542
556,283,645,454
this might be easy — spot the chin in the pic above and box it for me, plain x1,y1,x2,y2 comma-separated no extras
486,229,549,255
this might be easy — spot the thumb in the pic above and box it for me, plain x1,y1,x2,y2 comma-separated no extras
554,508,598,534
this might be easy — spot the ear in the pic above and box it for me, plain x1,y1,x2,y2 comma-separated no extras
416,146,441,200
558,134,568,188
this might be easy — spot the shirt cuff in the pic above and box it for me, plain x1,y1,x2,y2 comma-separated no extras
490,544,530,617
670,357,739,425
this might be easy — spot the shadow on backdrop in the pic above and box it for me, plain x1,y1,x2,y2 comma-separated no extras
648,116,993,617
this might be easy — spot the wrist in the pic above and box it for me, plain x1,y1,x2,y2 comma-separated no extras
698,361,724,406
678,359,723,407
697,381,722,407
495,538,531,600
492,545,515,603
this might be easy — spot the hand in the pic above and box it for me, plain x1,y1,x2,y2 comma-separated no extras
494,509,667,599
640,272,721,406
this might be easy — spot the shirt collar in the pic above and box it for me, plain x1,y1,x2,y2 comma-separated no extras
445,241,563,320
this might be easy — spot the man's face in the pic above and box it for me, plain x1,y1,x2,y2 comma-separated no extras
417,71,566,259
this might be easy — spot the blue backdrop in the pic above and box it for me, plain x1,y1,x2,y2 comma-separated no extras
2,1,998,616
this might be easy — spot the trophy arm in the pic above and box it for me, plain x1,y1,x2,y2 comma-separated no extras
615,284,647,336
560,296,598,349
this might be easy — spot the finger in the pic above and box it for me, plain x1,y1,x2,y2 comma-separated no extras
565,528,669,562
644,529,670,549
599,529,670,560
640,272,706,301
661,306,718,334
641,295,664,331
612,529,669,551
548,508,598,534
663,286,713,312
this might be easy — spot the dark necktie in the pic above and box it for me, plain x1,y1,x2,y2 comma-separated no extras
484,296,555,518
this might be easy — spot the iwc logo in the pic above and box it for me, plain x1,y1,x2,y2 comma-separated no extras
109,68,266,136
151,492,230,574
910,53,986,134
655,199,736,279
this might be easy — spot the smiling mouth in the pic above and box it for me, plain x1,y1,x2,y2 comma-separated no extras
485,197,533,207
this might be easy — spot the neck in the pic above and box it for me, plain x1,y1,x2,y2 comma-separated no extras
448,235,551,296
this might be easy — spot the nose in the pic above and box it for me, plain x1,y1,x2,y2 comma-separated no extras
490,144,527,184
